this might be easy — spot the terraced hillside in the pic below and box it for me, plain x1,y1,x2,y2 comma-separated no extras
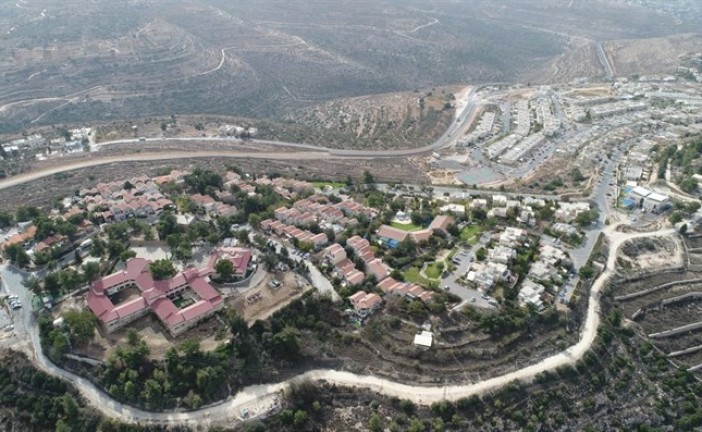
612,235,702,376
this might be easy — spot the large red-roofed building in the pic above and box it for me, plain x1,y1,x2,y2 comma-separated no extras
86,257,224,336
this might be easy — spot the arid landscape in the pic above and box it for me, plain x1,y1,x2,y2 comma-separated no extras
0,0,694,136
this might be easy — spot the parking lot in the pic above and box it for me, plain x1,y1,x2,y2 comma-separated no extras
441,234,497,309
0,296,16,334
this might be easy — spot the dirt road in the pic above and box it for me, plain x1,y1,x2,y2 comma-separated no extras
0,150,336,191
0,224,676,427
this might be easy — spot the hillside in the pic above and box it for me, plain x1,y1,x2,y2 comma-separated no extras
0,0,693,132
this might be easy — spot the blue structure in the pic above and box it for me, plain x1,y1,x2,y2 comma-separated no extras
621,198,636,210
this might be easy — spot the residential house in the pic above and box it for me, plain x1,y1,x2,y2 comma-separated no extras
518,280,545,310
309,233,329,249
344,269,365,286
348,291,383,318
366,258,388,282
324,244,347,265
471,199,488,209
492,195,508,207
488,207,508,218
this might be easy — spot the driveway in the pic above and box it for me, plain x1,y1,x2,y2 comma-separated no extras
441,234,496,309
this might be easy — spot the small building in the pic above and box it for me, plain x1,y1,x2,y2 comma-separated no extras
471,199,488,209
366,258,389,282
413,331,433,348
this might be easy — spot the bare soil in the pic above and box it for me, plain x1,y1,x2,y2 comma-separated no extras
228,271,310,324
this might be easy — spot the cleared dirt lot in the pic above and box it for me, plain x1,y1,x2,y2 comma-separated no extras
229,271,311,324
616,236,684,274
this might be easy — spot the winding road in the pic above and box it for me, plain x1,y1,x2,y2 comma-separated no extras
0,205,676,427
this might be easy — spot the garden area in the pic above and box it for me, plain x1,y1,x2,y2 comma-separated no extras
460,224,483,244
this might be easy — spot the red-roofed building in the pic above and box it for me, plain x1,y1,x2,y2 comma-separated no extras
374,226,433,244
206,247,253,281
348,290,383,318
323,244,346,265
428,215,455,234
86,257,223,336
366,258,389,282
309,233,329,249
344,269,365,286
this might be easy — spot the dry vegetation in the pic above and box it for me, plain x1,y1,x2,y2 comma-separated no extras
0,0,690,134
605,33,702,78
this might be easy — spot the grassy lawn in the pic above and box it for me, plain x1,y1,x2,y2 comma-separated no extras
390,221,422,232
313,181,346,189
402,267,433,287
460,224,483,244
424,262,444,279
447,247,459,260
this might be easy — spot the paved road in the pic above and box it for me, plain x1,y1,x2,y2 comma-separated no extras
377,184,560,201
92,88,480,160
596,42,615,81
252,234,340,303
0,89,482,194
0,84,677,425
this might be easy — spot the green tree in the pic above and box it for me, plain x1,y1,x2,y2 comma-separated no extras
63,310,96,344
22,276,41,294
173,244,192,266
0,212,13,228
141,379,163,409
106,240,125,259
157,212,178,240
4,244,30,267
575,209,599,227
82,262,100,285
44,272,62,295
579,265,595,279
215,259,234,282
293,410,309,427
271,326,301,359
119,249,137,263
369,413,383,432
150,259,176,280
59,268,82,292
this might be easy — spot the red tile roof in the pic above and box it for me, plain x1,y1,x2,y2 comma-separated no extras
86,257,223,335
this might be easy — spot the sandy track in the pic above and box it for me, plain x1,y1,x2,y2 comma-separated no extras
3,223,675,428
0,150,336,191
